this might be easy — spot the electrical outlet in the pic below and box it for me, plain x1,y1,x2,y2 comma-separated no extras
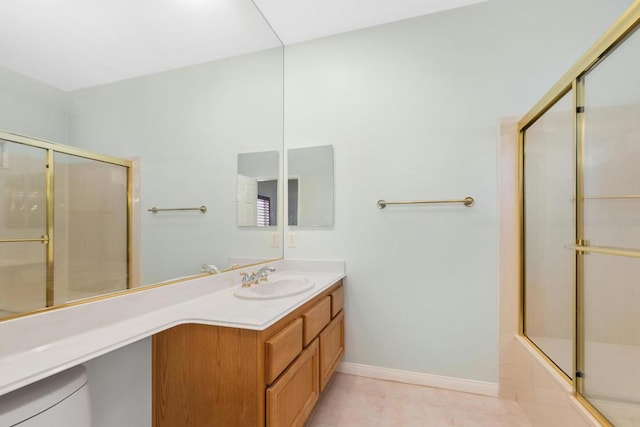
287,233,297,248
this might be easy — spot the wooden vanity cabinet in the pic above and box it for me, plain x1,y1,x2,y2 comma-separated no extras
152,280,344,427
320,310,345,391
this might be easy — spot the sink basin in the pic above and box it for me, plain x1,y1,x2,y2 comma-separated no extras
234,278,315,300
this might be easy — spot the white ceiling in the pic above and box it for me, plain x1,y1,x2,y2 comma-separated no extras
255,0,491,45
0,0,490,91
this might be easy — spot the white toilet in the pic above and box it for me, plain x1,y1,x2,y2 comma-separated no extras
0,365,91,426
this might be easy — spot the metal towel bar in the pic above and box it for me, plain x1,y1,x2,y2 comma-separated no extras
148,206,207,213
377,197,474,209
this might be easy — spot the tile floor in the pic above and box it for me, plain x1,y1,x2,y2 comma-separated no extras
307,373,532,427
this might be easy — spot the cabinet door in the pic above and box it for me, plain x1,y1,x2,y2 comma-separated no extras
266,339,319,427
320,310,344,391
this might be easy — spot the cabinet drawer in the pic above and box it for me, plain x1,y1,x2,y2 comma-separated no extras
267,339,320,427
302,296,331,346
266,318,303,384
320,310,345,391
330,286,344,318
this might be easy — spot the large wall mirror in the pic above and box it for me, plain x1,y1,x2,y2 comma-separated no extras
0,0,284,319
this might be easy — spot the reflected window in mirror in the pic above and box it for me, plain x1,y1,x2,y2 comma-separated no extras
237,150,279,227
287,145,334,227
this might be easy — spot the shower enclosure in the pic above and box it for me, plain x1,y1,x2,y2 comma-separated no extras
0,131,131,319
520,4,640,426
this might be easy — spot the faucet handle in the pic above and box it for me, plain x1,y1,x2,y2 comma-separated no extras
240,272,254,287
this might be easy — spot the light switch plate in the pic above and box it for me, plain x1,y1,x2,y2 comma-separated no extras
287,233,297,248
270,232,280,248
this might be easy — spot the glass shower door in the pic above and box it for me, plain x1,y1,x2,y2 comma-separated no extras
579,24,640,425
523,91,575,378
0,139,48,316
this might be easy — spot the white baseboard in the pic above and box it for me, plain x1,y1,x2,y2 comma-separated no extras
336,362,499,397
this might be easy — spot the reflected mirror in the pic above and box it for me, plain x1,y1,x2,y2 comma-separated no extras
0,0,284,319
287,145,334,227
237,151,279,227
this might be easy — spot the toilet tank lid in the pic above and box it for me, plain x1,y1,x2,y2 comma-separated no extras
0,365,88,425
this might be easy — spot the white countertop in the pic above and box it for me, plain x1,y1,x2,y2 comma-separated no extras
0,259,345,396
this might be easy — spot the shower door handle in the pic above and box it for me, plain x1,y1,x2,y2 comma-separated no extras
0,235,49,244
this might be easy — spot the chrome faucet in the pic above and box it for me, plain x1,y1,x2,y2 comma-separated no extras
201,264,221,274
240,266,276,288
255,266,276,282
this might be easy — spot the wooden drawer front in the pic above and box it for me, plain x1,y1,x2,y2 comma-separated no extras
319,310,345,391
302,296,331,346
267,339,319,427
330,286,344,318
266,318,303,384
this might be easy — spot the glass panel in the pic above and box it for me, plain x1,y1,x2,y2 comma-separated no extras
582,254,640,425
583,26,640,249
523,91,575,377
54,153,128,304
583,199,639,249
583,29,640,196
0,242,46,317
581,25,640,424
0,139,46,240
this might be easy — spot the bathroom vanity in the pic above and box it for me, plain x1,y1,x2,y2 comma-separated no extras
0,260,344,427
153,281,344,426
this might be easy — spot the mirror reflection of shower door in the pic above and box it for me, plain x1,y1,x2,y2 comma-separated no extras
0,138,130,318
0,139,48,317
54,153,129,304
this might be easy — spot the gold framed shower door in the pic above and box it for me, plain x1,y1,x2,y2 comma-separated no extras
0,131,132,320
518,2,640,425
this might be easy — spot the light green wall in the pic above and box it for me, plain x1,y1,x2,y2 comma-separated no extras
67,48,284,285
283,0,632,382
0,66,68,142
